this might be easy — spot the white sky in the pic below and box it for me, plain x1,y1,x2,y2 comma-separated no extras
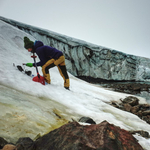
0,0,150,58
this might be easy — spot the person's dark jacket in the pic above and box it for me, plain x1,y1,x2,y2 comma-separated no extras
33,41,63,66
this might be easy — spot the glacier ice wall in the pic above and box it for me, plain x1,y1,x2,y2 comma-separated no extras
1,16,150,81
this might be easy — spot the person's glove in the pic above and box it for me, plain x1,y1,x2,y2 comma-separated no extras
26,63,33,67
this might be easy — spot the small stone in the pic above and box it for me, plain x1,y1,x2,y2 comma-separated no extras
1,144,16,150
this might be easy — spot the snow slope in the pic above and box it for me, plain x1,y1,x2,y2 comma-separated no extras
0,20,150,149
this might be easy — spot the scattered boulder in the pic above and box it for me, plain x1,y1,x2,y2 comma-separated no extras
142,110,150,116
78,116,96,124
122,96,139,106
131,105,140,114
0,138,8,149
111,96,150,124
123,103,132,112
0,144,16,150
130,130,150,139
15,137,35,150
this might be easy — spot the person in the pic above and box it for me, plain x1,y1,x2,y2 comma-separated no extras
24,36,70,89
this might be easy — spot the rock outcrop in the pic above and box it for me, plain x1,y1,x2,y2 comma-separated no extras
0,121,145,150
34,121,144,150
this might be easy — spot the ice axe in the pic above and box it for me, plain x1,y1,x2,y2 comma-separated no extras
30,53,45,85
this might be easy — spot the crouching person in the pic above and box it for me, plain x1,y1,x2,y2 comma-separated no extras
24,36,70,90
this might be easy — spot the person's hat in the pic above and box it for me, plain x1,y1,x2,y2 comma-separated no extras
24,37,34,49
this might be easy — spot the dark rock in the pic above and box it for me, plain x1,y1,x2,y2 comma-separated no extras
141,115,150,124
110,97,150,124
123,103,132,112
111,101,120,108
79,117,96,124
130,130,150,138
140,104,150,111
34,121,143,150
0,137,8,149
142,110,150,116
136,110,143,117
122,96,139,106
16,137,35,150
131,105,140,114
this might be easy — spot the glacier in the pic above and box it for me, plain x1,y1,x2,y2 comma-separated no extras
1,16,150,81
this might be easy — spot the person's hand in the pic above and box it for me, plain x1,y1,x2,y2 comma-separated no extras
26,63,33,67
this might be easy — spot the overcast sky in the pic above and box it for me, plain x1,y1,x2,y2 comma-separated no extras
0,0,150,58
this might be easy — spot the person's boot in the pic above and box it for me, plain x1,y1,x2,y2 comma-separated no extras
44,74,51,84
64,87,70,90
64,79,70,90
